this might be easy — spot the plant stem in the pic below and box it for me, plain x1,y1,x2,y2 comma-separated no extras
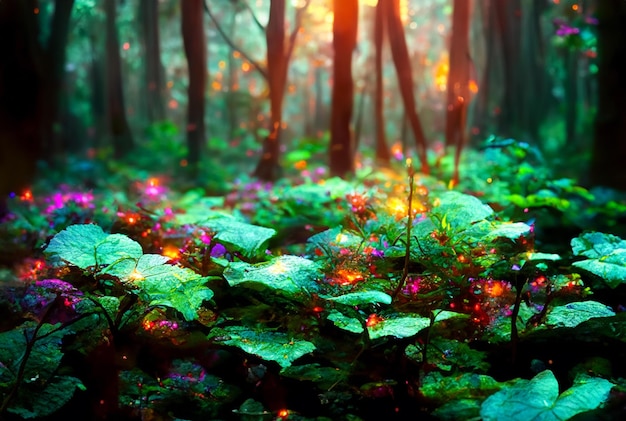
392,160,415,300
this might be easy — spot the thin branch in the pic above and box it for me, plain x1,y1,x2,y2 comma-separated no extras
243,0,266,32
285,0,311,62
203,0,268,81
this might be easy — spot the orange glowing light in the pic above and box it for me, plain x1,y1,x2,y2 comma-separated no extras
487,282,505,297
180,159,188,167
434,56,449,92
233,51,241,59
469,79,479,93
277,409,289,418
123,42,130,50
218,60,226,69
335,269,364,285
168,99,178,109
127,216,136,224
366,314,383,328
212,81,222,90
241,62,251,72
162,245,180,260
20,189,33,201
572,4,579,11
294,160,307,170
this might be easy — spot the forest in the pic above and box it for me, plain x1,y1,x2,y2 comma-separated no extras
0,0,626,420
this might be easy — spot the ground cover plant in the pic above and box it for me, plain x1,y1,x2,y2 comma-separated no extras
1,140,626,421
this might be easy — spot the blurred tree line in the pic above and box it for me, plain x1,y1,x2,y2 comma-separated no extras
0,0,624,211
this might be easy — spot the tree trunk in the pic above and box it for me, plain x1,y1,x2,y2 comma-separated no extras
384,0,429,173
253,0,287,181
445,0,471,185
329,0,358,178
140,0,166,123
105,0,134,159
42,0,75,161
181,0,207,177
590,0,626,189
0,0,43,216
374,0,390,165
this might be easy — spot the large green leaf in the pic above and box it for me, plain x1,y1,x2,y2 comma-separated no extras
431,191,493,230
482,221,531,241
405,338,490,372
199,218,276,258
327,310,364,333
546,301,615,328
325,290,392,306
9,375,84,419
573,252,626,288
45,224,143,269
367,314,431,340
480,370,613,421
223,255,321,297
571,232,626,259
420,371,504,404
105,254,214,321
208,326,316,368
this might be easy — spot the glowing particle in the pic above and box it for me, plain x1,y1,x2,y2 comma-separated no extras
123,42,130,50
366,314,383,327
278,409,289,418
129,269,144,281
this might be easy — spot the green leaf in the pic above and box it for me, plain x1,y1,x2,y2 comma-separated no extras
431,191,493,230
405,338,490,372
280,363,346,389
482,221,531,241
367,314,430,340
223,255,321,297
9,376,84,419
209,326,316,368
327,310,364,333
573,250,626,288
480,370,613,421
546,301,615,328
45,224,142,269
420,371,504,404
105,254,214,321
199,218,276,258
571,232,626,259
325,291,392,306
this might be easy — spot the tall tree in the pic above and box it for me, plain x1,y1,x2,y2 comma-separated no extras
590,0,626,189
205,0,310,181
105,0,134,158
329,0,359,178
373,0,391,165
42,0,75,160
0,0,43,216
445,0,471,186
181,0,207,178
383,0,429,173
139,0,166,123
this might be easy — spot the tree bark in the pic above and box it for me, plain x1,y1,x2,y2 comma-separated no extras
105,0,134,159
253,0,288,181
384,0,429,173
42,0,75,161
590,0,626,189
140,0,166,123
374,0,391,165
445,0,471,185
329,0,358,178
181,0,207,177
0,0,44,216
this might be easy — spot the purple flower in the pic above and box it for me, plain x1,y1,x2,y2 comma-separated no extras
210,243,227,257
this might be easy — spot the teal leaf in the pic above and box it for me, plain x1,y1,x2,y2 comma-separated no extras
327,310,364,333
45,224,142,270
431,191,493,230
325,291,392,306
573,251,626,288
480,370,613,421
209,326,315,368
280,363,346,389
368,314,430,340
571,232,626,259
420,371,503,404
8,375,84,419
546,301,615,328
223,255,321,297
482,221,531,241
199,218,276,258
105,254,214,321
